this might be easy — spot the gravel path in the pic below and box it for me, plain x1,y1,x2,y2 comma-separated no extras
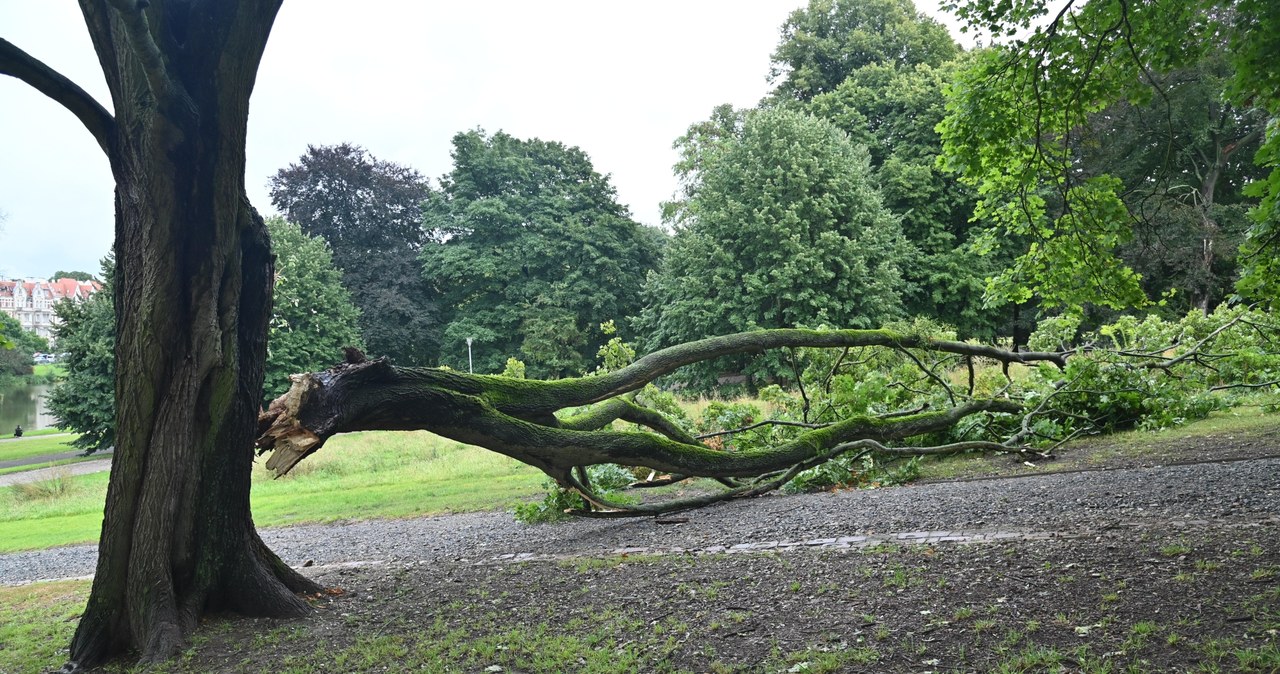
0,457,112,487
0,447,111,471
3,456,1277,585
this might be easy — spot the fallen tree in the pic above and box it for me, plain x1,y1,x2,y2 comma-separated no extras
259,308,1280,519
257,309,1279,517
256,328,1067,516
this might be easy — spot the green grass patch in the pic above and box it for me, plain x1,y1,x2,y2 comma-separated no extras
916,404,1280,482
0,431,546,553
0,580,89,674
31,363,67,381
0,434,78,460
0,427,68,440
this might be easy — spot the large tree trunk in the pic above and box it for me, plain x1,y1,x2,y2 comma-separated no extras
26,2,323,667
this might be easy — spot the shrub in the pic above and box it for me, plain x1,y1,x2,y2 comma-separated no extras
11,469,74,501
513,463,636,524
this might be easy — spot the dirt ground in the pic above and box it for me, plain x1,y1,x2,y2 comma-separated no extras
101,415,1280,674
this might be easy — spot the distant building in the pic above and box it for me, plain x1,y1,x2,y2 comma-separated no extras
0,277,102,341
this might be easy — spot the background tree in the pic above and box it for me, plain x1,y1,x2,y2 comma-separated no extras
768,0,959,102
269,143,440,366
938,0,1280,311
806,59,1006,339
52,270,97,282
47,258,116,453
0,313,43,388
263,217,364,401
48,223,363,451
421,129,662,378
639,108,908,388
1,5,323,663
1087,56,1268,315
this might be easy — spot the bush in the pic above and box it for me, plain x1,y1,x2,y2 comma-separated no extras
783,453,923,493
1020,305,1277,434
513,463,637,524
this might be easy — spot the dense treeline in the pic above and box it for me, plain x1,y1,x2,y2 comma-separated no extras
0,312,48,389
243,0,1276,393
50,0,1279,405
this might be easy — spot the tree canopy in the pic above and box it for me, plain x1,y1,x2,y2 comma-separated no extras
807,59,1003,338
46,258,116,452
270,143,440,366
0,312,43,387
263,217,364,401
640,108,908,388
938,0,1280,311
768,0,959,101
52,270,97,282
47,221,362,452
421,129,662,378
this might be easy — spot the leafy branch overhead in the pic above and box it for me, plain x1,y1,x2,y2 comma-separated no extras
937,0,1280,310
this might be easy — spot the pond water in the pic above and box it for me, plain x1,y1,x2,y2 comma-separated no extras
0,383,57,434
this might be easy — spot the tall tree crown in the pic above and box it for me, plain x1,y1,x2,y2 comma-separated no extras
422,129,661,378
769,0,960,101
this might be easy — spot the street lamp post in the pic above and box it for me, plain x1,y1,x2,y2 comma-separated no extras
466,337,473,374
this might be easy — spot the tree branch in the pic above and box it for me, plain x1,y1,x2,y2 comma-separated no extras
255,357,1024,481
0,38,115,155
558,396,701,445
695,418,830,440
104,0,182,103
533,328,1066,414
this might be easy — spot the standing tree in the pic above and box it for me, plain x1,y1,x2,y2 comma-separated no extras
807,60,1006,339
53,270,98,282
48,222,363,450
1,3,320,666
421,130,662,378
270,143,440,366
263,216,364,401
640,107,908,388
0,313,43,388
1085,55,1268,314
47,257,117,453
768,0,959,102
938,0,1280,310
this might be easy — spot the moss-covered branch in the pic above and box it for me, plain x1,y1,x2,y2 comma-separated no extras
505,328,1065,414
253,328,1048,515
256,356,1021,480
558,396,701,445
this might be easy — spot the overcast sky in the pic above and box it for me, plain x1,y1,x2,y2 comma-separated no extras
0,1,965,280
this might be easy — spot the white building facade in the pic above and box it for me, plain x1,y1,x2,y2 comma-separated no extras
0,277,102,342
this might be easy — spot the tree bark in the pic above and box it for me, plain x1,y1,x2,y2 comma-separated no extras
4,2,320,667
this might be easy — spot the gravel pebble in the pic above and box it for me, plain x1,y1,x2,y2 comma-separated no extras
3,457,1277,585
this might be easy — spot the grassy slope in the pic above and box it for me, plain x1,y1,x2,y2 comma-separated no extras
0,431,547,553
915,404,1280,482
0,580,87,673
0,434,79,462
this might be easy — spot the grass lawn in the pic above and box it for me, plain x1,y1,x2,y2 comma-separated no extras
32,363,67,380
0,580,88,674
0,427,70,441
915,401,1280,481
0,430,547,553
0,434,79,462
